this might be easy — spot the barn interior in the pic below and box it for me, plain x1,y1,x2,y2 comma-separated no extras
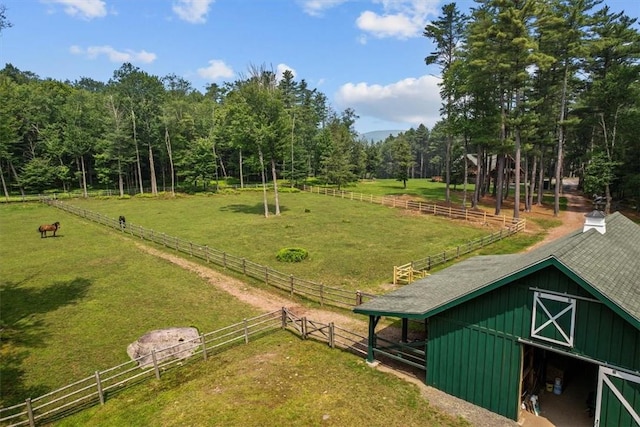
521,345,598,426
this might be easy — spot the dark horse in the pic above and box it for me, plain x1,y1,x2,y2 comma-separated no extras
38,222,60,238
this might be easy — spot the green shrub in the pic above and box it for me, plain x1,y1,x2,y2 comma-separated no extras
276,247,309,263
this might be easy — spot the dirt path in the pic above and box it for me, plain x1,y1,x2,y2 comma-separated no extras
132,183,592,427
526,177,592,251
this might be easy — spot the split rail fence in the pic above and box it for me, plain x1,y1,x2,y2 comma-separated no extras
301,186,526,285
42,199,373,310
0,309,368,427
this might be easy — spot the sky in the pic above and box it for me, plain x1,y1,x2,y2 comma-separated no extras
1,0,638,134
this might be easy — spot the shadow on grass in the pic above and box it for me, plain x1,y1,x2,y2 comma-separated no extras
219,203,289,215
0,277,92,406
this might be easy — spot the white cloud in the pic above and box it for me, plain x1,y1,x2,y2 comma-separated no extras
298,0,348,17
70,45,157,64
356,0,440,39
44,0,107,20
335,74,442,129
197,59,234,81
173,0,215,24
276,63,297,82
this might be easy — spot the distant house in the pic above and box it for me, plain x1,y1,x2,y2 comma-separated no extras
354,211,640,425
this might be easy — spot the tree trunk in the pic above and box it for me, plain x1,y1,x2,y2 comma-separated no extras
0,161,9,201
80,154,88,198
8,160,25,197
239,148,244,189
258,147,269,218
132,110,144,195
164,127,175,195
271,157,281,216
494,154,505,215
554,63,569,217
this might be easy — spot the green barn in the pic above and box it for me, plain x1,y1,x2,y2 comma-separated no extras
354,211,640,426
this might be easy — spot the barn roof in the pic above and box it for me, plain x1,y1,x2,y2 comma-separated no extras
354,212,640,329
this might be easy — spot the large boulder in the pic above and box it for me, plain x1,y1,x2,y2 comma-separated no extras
127,327,200,368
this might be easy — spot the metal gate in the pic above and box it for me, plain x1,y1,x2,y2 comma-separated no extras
595,366,640,427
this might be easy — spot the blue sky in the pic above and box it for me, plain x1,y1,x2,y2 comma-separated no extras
1,0,638,134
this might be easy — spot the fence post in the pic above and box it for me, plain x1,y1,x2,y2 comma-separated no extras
205,246,210,263
393,266,397,285
428,256,431,270
329,323,335,348
302,317,308,339
320,284,324,307
189,242,193,257
281,308,288,328
175,237,179,251
151,350,161,380
457,246,460,258
242,258,246,275
443,251,447,263
95,370,105,405
201,333,207,360
26,398,35,427
290,275,294,296
243,319,249,344
356,291,362,306
484,211,487,223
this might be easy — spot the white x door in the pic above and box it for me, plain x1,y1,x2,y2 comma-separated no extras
530,292,576,347
595,366,640,427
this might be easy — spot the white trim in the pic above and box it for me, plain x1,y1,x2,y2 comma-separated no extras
595,366,640,426
531,292,576,347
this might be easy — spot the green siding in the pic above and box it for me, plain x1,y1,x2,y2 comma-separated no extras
601,375,640,427
427,316,521,420
425,264,640,420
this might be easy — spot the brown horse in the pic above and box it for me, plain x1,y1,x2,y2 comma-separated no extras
38,222,60,238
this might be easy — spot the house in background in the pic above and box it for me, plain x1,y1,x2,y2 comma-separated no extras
354,211,640,426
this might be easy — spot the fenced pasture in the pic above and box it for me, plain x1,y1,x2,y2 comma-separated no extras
59,191,503,293
2,307,468,427
0,203,262,409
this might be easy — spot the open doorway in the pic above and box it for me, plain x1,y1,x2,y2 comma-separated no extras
521,345,598,426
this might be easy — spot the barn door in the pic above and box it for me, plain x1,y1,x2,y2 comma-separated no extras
530,292,576,347
595,367,640,427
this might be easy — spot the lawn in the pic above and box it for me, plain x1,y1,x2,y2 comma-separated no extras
0,202,261,407
61,187,500,293
56,334,469,427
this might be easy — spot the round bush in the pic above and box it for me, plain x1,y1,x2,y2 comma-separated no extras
276,247,309,263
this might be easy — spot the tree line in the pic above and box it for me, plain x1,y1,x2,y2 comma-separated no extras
1,0,638,218
421,0,639,216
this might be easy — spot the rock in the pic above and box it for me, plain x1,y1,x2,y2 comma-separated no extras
127,327,200,368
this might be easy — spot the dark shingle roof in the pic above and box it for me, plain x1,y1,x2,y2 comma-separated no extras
354,212,640,327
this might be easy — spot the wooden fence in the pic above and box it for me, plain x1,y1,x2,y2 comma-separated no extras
302,185,521,228
42,199,371,310
0,309,368,427
393,218,527,285
300,186,526,285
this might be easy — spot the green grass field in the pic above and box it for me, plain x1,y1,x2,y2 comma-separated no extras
61,188,500,292
1,179,552,424
0,202,261,407
57,335,469,427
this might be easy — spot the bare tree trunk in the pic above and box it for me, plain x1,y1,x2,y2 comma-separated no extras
80,155,88,198
528,154,537,210
271,157,281,216
554,64,569,217
118,158,124,197
239,149,244,189
164,127,175,195
258,147,269,218
9,160,25,197
537,150,544,206
132,110,144,195
494,154,505,215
